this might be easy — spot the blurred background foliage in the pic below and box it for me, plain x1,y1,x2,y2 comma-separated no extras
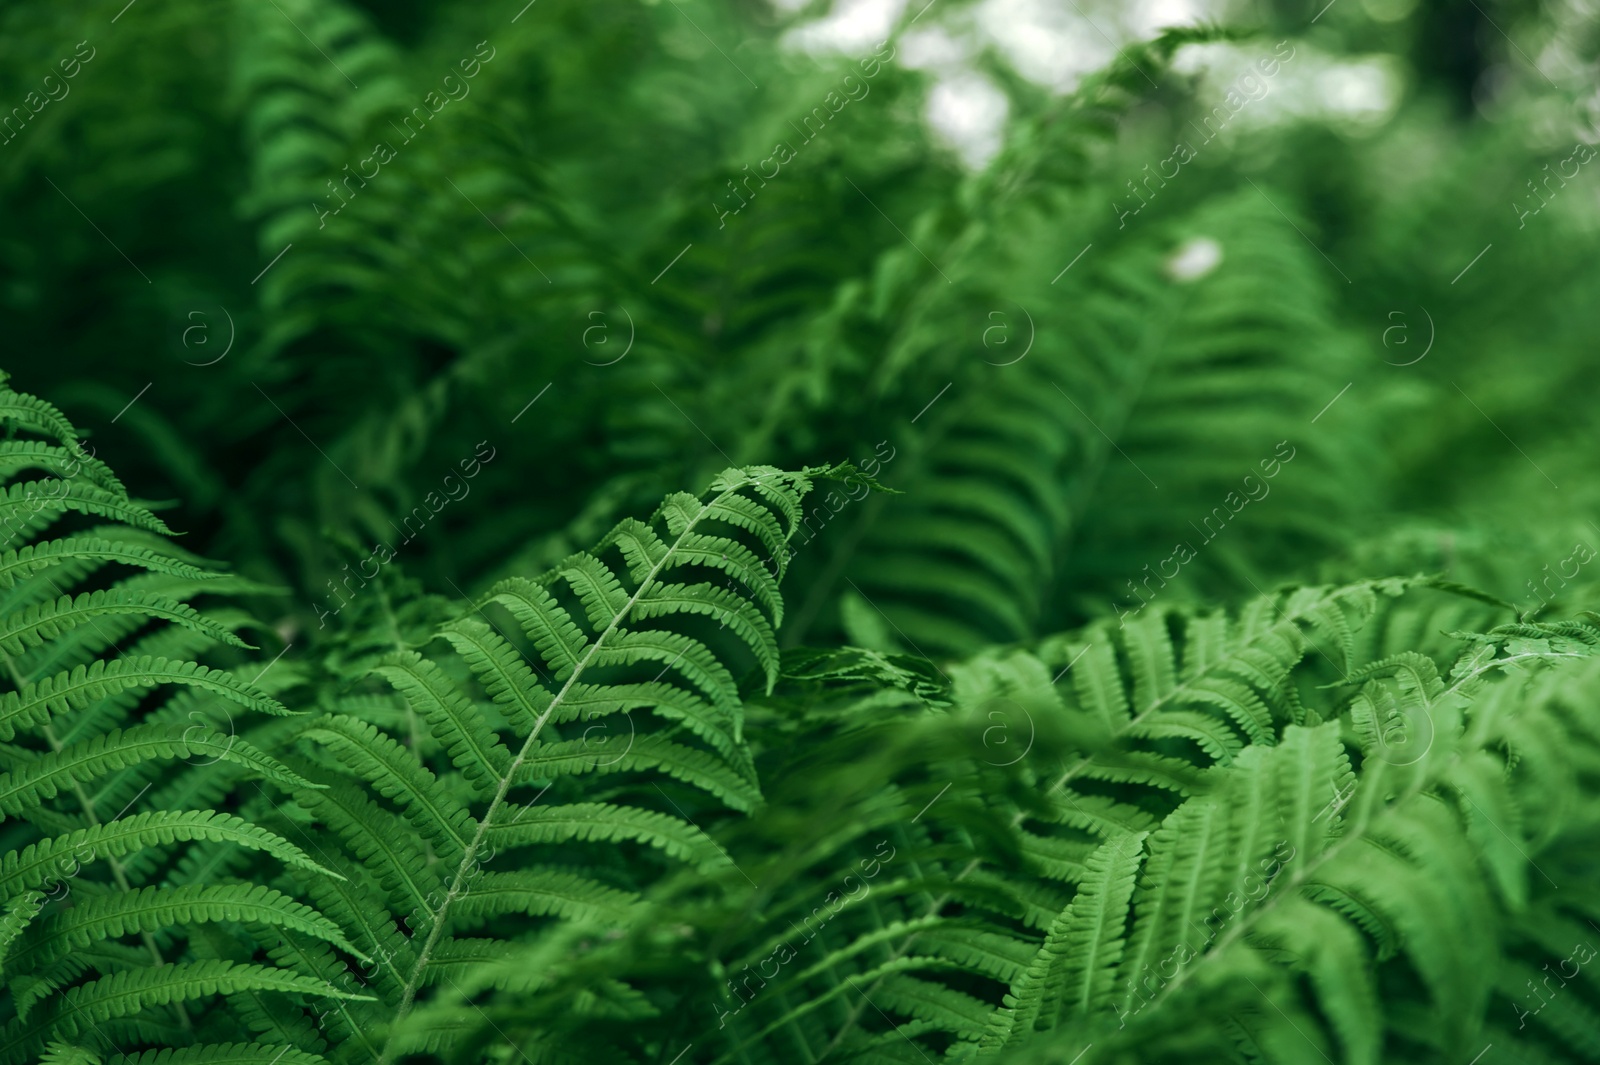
1,0,1596,654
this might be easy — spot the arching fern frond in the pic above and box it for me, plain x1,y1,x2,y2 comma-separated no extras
0,375,354,1062
794,190,1370,655
972,594,1600,1065
266,465,819,1062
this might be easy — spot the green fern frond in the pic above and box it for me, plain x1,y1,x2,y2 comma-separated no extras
5,4,1598,1058
0,960,372,1065
978,584,1600,1062
985,832,1147,1047
116,1046,329,1065
0,657,290,740
296,716,475,859
0,378,356,1058
0,442,125,497
0,590,252,657
0,480,173,538
0,810,341,898
371,652,514,796
0,536,218,592
0,725,316,818
278,466,815,1062
294,782,444,925
487,802,731,869
448,870,642,927
7,883,368,975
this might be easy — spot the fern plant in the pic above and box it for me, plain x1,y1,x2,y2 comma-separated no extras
0,374,367,1063
4,0,1599,1059
358,570,1600,1065
3,364,1600,1065
966,597,1600,1063
253,464,830,1061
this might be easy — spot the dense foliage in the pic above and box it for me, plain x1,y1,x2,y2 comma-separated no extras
4,0,1600,1061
